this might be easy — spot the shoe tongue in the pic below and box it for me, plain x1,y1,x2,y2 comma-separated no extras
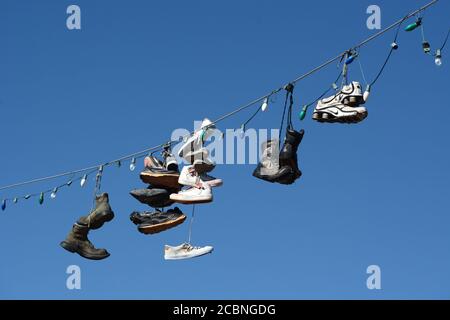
172,207,181,214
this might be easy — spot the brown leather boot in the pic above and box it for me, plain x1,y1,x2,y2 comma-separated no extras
60,223,110,260
77,193,114,230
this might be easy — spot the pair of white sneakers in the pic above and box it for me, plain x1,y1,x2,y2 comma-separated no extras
169,165,222,204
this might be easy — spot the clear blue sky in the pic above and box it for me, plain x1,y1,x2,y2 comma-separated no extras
1,0,449,299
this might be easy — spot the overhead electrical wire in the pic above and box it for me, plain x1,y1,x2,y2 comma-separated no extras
0,0,441,200
438,27,450,50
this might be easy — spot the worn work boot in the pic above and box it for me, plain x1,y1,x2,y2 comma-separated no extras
279,128,304,180
253,129,304,185
60,193,114,260
77,193,115,230
253,139,292,183
60,223,110,260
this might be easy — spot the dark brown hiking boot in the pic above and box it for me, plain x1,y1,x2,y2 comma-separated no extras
60,193,114,260
60,223,110,260
77,193,114,230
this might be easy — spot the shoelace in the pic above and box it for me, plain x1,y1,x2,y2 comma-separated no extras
182,243,200,251
138,209,162,218
187,167,203,187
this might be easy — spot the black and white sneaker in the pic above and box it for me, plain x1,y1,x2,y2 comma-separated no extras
313,81,368,123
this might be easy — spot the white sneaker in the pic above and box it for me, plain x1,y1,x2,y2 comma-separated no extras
164,243,214,260
200,173,223,187
313,81,367,123
184,148,210,166
178,118,216,161
169,185,213,204
178,165,199,187
198,118,216,141
178,165,223,188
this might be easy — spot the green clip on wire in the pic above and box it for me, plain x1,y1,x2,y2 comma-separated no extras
405,17,422,32
299,105,308,121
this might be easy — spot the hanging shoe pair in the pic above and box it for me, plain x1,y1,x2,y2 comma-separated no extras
164,242,213,260
178,118,217,173
253,128,304,185
181,143,216,176
60,193,115,260
178,118,216,163
140,152,180,189
130,207,186,235
312,81,368,123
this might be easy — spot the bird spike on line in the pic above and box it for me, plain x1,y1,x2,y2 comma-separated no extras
0,0,441,200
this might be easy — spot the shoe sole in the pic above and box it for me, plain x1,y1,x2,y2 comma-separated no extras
138,215,187,235
140,172,181,189
169,196,213,204
342,96,364,106
312,110,368,123
164,248,214,260
204,181,223,187
60,241,110,260
172,199,212,204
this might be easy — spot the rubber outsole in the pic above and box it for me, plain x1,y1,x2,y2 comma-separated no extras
164,248,214,260
138,215,187,235
169,196,213,204
204,180,223,188
140,172,181,189
312,110,368,124
60,241,110,260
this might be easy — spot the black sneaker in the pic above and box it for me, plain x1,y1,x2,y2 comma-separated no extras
136,207,186,235
130,209,162,225
129,187,175,208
